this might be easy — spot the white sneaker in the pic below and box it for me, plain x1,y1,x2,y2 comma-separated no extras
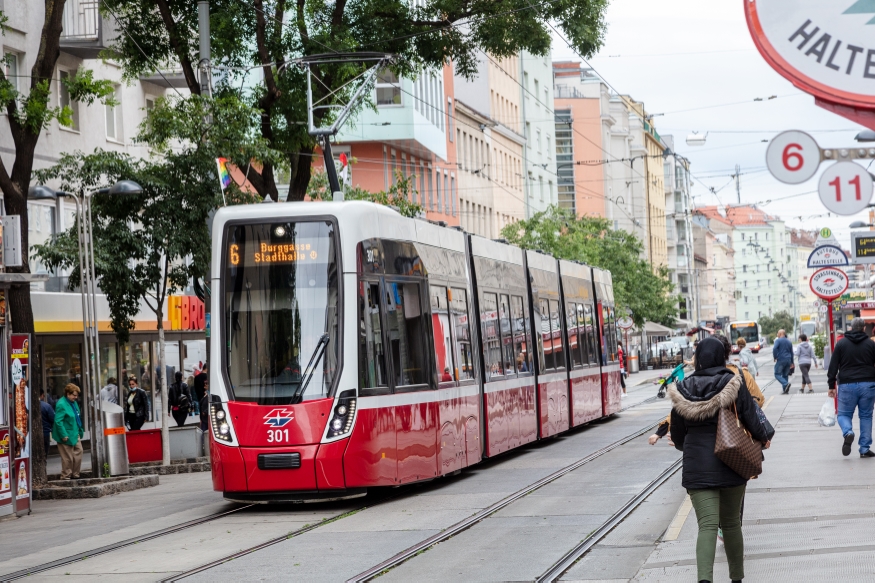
621,393,627,398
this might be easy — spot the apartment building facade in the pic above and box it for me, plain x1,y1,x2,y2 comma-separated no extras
1,1,205,425
520,50,557,216
663,136,697,327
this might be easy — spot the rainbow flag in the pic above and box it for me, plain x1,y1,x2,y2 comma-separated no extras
216,158,232,189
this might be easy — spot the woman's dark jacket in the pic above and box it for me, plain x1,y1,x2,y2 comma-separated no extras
669,368,770,489
127,388,148,419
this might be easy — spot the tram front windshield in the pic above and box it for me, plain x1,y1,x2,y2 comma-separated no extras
224,221,339,404
730,323,759,345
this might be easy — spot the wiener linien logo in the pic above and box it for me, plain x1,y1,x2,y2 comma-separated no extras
845,1,875,25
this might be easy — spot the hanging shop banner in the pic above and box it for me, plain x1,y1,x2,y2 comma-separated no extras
810,267,850,299
0,430,10,505
746,1,875,128
11,334,29,460
807,244,850,268
10,333,31,513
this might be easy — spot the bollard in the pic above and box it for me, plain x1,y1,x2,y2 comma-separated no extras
101,401,129,476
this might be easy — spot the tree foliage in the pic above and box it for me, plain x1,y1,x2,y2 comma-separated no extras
759,310,797,343
101,0,609,201
501,207,679,328
33,95,282,342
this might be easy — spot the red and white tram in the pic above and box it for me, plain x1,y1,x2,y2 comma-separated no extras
208,202,623,501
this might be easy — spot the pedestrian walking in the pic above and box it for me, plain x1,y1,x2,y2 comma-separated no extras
618,341,627,396
736,338,758,377
169,371,192,427
194,363,208,404
99,377,119,405
53,384,84,480
199,377,210,432
772,329,794,393
668,336,771,583
125,377,149,431
795,334,816,393
39,389,55,458
827,317,875,457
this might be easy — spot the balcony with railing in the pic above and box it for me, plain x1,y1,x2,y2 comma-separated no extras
60,0,116,59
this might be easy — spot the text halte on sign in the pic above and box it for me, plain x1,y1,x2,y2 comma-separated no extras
790,20,875,79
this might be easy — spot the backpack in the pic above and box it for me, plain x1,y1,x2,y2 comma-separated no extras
174,383,191,410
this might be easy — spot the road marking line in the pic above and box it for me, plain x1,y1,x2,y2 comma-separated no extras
663,494,693,541
763,395,775,411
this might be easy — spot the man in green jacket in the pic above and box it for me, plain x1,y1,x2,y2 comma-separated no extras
53,384,84,479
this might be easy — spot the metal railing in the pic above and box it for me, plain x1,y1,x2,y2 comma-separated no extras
62,0,99,41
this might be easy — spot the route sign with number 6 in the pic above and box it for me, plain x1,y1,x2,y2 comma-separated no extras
817,161,874,216
766,130,820,184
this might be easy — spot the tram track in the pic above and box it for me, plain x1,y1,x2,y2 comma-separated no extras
2,395,665,582
345,409,669,582
0,504,256,582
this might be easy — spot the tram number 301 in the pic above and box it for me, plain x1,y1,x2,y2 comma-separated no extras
267,429,290,443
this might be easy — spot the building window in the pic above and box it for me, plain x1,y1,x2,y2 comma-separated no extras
105,85,121,140
539,176,544,202
546,134,552,159
376,69,401,106
447,98,454,140
58,69,80,131
534,79,540,105
525,122,531,148
4,51,20,93
536,129,542,153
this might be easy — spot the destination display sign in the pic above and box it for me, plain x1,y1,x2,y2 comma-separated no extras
229,242,320,266
807,244,849,268
852,232,875,264
810,267,850,299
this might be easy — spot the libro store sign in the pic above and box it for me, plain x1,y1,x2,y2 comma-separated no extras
746,1,875,127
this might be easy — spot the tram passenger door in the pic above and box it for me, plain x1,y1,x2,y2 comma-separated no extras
385,280,439,484
347,280,397,487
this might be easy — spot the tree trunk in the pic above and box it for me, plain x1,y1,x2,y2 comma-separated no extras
288,145,315,202
158,320,170,466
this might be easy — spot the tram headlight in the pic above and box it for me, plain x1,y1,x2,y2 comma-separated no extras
327,391,357,439
210,402,234,443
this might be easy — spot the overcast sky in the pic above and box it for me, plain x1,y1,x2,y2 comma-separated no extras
551,0,868,248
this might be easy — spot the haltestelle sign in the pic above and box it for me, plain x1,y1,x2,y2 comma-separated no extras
807,244,850,268
746,0,875,108
810,267,850,299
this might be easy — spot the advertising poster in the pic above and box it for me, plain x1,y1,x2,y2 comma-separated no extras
14,459,29,500
0,430,11,504
11,334,30,461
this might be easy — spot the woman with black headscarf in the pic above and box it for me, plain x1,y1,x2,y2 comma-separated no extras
669,336,771,583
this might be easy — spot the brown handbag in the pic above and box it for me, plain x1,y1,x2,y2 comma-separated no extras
714,404,763,479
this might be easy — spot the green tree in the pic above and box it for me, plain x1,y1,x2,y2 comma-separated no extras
501,206,679,328
759,310,796,343
0,4,118,485
34,94,282,464
102,0,609,201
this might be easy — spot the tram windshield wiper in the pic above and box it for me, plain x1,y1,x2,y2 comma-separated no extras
291,333,330,404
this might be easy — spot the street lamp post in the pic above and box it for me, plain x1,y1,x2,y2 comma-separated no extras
29,181,142,476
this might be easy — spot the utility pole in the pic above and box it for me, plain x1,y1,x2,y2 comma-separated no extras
198,1,212,98
733,164,741,205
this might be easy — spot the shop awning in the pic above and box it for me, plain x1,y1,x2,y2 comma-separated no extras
644,321,675,335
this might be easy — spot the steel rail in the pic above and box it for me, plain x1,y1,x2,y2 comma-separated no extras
0,504,256,582
345,414,665,583
535,458,683,582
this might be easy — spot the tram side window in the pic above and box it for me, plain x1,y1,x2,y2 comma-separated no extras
481,292,504,380
568,302,584,368
359,281,388,389
550,299,565,370
610,308,619,362
500,294,516,376
584,304,598,365
451,288,474,381
540,299,554,370
601,306,612,363
511,295,530,373
431,285,454,383
386,281,428,387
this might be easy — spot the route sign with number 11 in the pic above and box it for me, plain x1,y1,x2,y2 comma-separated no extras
818,161,874,216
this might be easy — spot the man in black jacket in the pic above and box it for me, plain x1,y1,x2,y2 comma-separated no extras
827,317,875,457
